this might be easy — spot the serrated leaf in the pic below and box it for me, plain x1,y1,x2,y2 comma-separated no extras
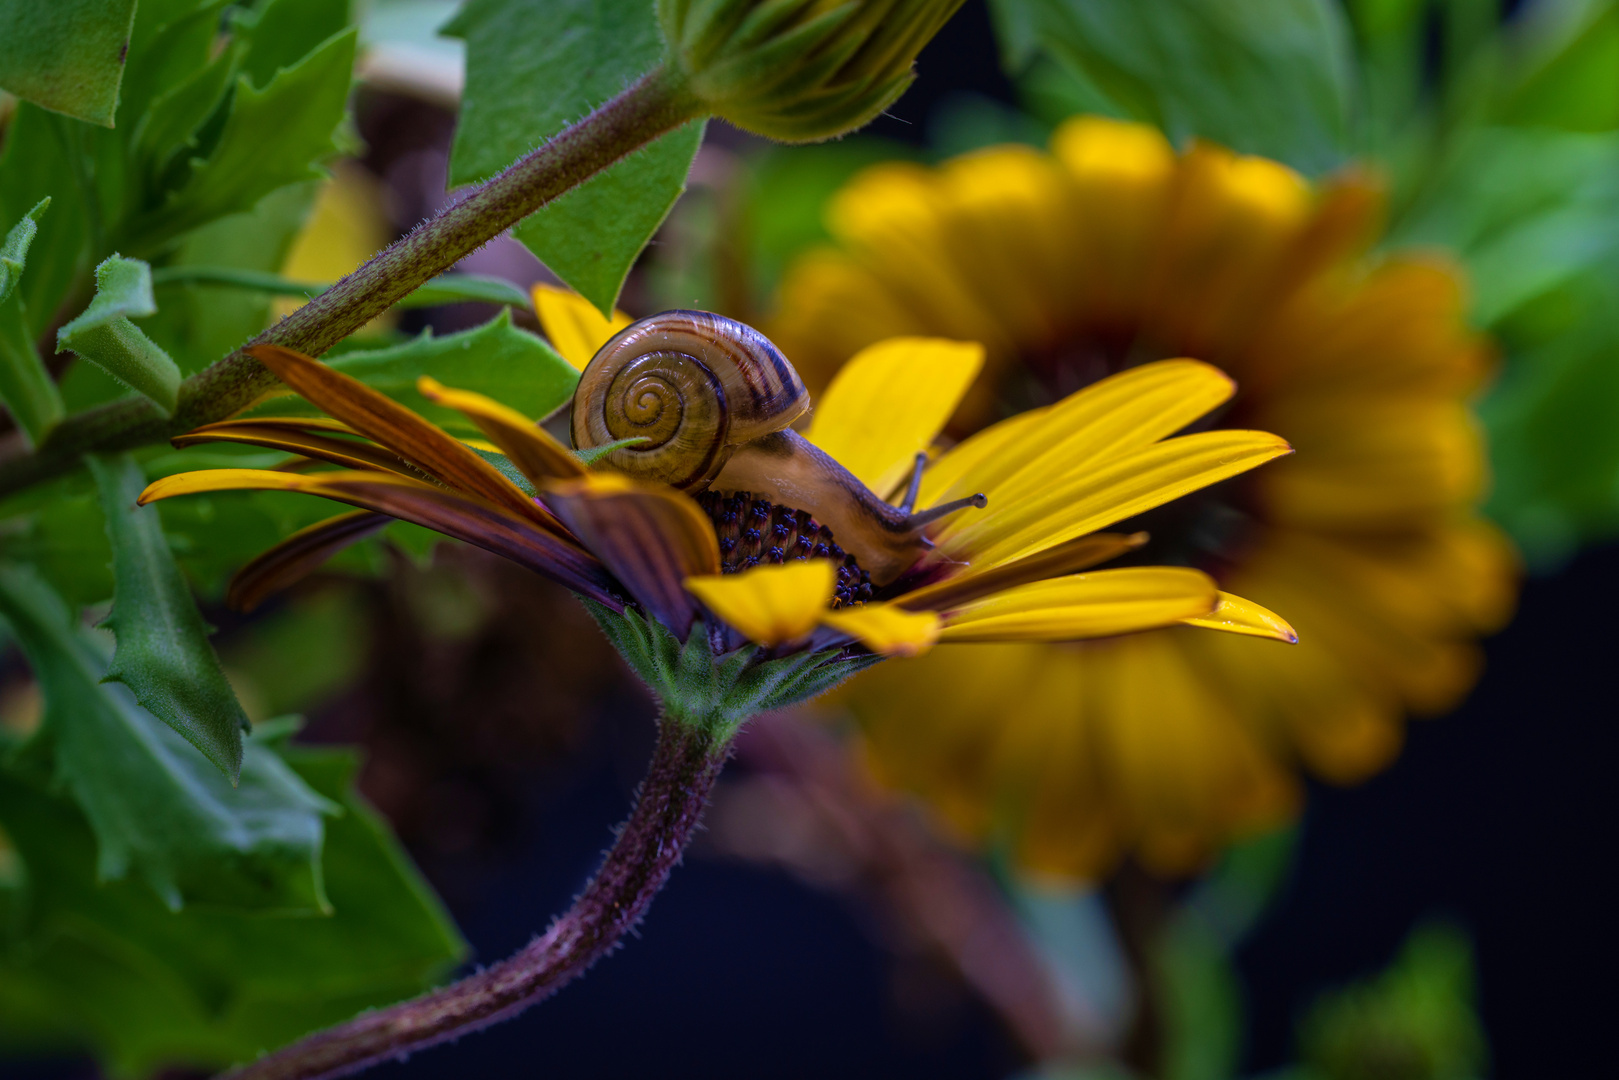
994,0,1356,174
88,453,250,781
0,748,463,1077
0,562,336,914
237,0,356,90
0,198,65,448
327,309,580,428
121,28,357,251
514,120,707,314
0,0,139,127
56,255,183,415
444,0,706,314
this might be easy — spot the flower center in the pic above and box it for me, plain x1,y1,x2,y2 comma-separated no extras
695,490,874,608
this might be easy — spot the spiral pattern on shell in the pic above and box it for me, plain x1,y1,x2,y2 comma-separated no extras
571,311,810,490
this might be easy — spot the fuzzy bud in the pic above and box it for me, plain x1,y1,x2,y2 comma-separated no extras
659,0,965,142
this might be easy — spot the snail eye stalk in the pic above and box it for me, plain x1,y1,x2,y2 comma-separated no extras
898,451,928,514
905,492,989,529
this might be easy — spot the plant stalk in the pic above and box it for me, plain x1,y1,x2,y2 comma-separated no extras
0,65,703,497
222,715,731,1080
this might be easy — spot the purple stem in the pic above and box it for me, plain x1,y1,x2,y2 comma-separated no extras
221,717,730,1080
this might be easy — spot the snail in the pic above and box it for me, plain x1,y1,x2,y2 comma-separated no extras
570,311,985,587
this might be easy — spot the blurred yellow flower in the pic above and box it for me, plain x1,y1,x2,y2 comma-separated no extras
771,117,1519,879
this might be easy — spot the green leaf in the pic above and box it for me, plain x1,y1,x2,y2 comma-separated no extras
444,0,707,314
88,453,250,782
121,27,358,251
56,255,183,415
993,0,1356,174
1481,268,1619,567
0,0,139,126
0,198,65,447
1388,126,1619,326
326,309,580,428
514,120,707,314
0,562,337,914
236,0,356,90
0,749,463,1077
1495,0,1619,133
1297,922,1487,1080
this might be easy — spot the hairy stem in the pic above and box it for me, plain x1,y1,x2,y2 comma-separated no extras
0,65,703,496
223,716,731,1080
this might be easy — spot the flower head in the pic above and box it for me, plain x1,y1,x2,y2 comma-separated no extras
659,0,966,142
770,117,1518,877
141,297,1293,724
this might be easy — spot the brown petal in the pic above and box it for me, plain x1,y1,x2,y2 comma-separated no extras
545,473,720,638
416,376,585,486
227,511,390,612
173,421,415,474
245,344,544,522
142,468,617,605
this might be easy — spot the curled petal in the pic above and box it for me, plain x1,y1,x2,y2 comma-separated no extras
532,283,631,370
173,421,413,474
546,472,720,638
806,337,984,498
246,344,545,522
227,511,390,612
820,603,939,657
1181,591,1298,643
141,469,616,604
937,566,1218,642
417,376,585,485
684,561,834,647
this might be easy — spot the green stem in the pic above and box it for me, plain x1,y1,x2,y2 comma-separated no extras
219,715,732,1080
0,65,703,496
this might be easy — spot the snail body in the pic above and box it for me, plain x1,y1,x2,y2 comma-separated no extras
571,311,981,587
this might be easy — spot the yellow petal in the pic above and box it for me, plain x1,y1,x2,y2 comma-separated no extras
684,561,834,647
533,283,632,370
546,472,720,637
940,429,1293,568
805,337,984,498
938,567,1217,642
921,358,1236,509
417,375,585,485
1180,591,1298,643
821,604,940,657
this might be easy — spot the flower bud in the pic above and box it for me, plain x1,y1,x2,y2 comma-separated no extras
659,0,965,142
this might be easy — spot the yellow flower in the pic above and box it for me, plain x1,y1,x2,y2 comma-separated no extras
139,296,1292,683
769,117,1518,879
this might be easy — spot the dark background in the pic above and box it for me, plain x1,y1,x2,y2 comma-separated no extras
5,3,1612,1077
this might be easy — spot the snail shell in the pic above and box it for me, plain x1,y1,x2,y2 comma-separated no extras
571,311,809,491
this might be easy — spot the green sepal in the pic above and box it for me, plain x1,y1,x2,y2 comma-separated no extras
88,453,251,782
0,198,65,448
585,602,880,739
56,256,183,416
